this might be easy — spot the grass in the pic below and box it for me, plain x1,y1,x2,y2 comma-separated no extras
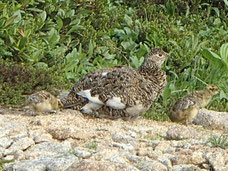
208,133,228,149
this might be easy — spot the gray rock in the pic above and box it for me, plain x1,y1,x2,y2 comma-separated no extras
4,149,25,160
112,142,134,151
25,141,72,159
157,155,172,170
112,132,134,144
205,149,228,171
4,154,78,171
73,149,92,159
9,137,34,151
0,137,13,148
33,134,53,143
172,164,201,171
68,160,139,171
193,109,228,130
137,160,167,171
166,126,197,140
0,128,9,138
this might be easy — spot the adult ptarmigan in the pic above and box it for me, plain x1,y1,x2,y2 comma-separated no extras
63,48,168,120
170,85,219,124
27,90,62,113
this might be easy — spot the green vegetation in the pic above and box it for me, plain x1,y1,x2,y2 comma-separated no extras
0,159,14,171
85,140,98,150
208,133,228,149
0,0,227,120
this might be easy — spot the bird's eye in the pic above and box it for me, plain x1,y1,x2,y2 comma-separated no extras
158,54,162,57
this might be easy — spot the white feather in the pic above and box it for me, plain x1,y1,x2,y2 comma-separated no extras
77,89,104,104
101,72,108,78
106,97,126,109
80,102,102,114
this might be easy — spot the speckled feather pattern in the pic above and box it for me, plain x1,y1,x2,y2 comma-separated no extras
62,48,167,120
27,91,61,112
170,85,219,124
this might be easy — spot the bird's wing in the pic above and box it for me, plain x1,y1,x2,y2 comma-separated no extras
63,66,142,109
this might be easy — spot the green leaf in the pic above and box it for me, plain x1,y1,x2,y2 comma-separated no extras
88,40,93,58
124,14,133,26
220,43,228,67
47,28,60,47
67,24,84,35
56,17,63,31
4,15,17,27
39,11,47,22
224,0,228,6
220,90,228,100
202,49,222,67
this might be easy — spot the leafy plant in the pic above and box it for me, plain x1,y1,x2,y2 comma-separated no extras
208,133,228,149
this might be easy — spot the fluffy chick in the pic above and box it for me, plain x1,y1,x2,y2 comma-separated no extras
27,90,62,113
170,85,219,124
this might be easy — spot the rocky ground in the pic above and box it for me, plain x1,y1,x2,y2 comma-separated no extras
0,108,228,171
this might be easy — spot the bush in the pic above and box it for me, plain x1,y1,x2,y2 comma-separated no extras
0,0,227,118
0,60,68,105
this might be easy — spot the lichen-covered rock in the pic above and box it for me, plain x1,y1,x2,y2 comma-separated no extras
0,137,13,148
25,141,72,159
137,160,167,171
172,164,201,171
166,126,198,140
193,109,228,130
68,160,139,171
4,154,79,171
73,149,92,159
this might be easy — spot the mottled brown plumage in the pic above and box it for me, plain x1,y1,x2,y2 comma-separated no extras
62,48,168,120
27,91,62,113
170,85,219,124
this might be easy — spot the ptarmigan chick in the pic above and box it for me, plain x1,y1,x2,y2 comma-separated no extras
27,90,62,113
62,48,168,120
170,85,219,124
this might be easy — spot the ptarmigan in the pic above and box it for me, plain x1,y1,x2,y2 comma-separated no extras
170,85,219,124
63,48,168,120
27,90,62,113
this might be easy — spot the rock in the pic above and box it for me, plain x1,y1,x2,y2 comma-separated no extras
125,154,145,163
73,149,92,159
9,137,34,151
10,132,28,141
25,141,72,159
46,126,90,140
0,137,13,148
157,155,172,170
112,143,135,151
170,154,192,165
112,132,134,143
191,151,206,165
193,109,228,130
4,149,25,160
172,164,201,171
4,154,78,171
68,160,139,171
0,128,9,138
108,155,127,164
205,148,228,171
33,134,53,143
166,126,197,140
136,160,167,171
154,141,171,152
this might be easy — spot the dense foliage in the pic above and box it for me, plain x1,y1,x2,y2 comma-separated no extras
0,0,227,120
